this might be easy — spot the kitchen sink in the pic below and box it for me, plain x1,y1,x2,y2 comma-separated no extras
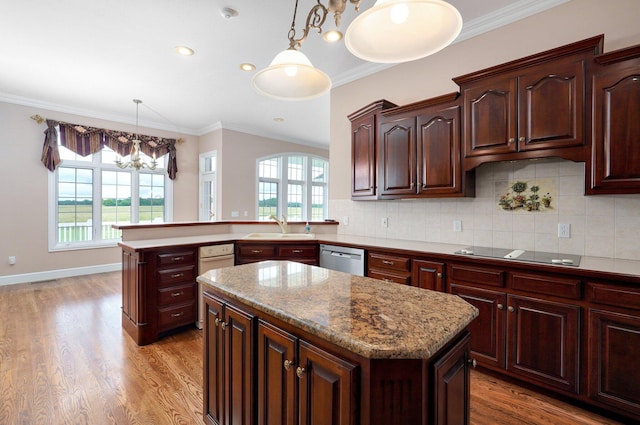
242,232,315,240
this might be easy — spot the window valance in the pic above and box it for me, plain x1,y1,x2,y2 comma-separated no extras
40,119,178,179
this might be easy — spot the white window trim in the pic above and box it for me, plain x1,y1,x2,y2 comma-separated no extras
256,153,328,221
48,156,173,252
199,150,218,221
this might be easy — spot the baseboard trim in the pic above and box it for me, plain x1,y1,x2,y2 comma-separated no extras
0,263,122,287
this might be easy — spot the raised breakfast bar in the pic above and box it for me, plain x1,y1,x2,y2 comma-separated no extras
197,260,479,425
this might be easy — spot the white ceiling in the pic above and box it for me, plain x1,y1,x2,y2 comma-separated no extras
0,0,567,147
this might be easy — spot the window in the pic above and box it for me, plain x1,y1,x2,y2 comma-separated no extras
49,142,173,251
257,154,328,221
199,150,217,221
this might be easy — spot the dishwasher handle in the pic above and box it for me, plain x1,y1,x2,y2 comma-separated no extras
328,251,361,260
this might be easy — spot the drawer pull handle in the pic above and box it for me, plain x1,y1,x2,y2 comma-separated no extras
292,250,303,253
251,250,263,254
171,291,184,297
172,256,184,262
284,360,293,371
382,260,395,266
508,306,515,313
296,366,306,378
171,312,184,318
497,303,504,310
171,273,184,279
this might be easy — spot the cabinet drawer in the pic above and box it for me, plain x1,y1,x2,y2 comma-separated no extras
368,269,412,285
237,245,277,258
368,252,411,272
509,272,581,300
586,282,640,310
279,245,318,258
158,302,196,330
157,266,196,288
449,264,505,287
157,250,195,267
157,283,196,306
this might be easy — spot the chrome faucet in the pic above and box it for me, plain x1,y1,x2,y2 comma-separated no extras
269,214,289,234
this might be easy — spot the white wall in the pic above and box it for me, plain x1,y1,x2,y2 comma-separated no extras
329,0,640,260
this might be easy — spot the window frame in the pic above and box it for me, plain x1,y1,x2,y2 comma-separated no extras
256,153,328,221
48,147,173,252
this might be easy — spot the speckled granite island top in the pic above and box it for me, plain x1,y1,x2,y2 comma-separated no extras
197,260,478,360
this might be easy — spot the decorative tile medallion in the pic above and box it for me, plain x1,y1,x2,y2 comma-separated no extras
495,179,557,212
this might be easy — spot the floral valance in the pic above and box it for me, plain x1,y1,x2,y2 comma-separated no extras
40,119,178,180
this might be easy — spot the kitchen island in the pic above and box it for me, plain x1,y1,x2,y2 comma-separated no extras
197,260,479,425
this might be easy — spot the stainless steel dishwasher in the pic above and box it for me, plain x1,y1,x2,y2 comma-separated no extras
319,244,365,276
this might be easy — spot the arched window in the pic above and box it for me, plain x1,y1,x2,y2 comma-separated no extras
257,154,328,221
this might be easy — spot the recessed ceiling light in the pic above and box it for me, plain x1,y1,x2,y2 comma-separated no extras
240,63,256,72
274,117,284,122
175,46,195,56
323,30,343,43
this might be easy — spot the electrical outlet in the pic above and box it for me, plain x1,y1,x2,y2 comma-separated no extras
381,217,389,228
558,223,571,238
231,211,239,217
8,256,16,265
453,220,462,232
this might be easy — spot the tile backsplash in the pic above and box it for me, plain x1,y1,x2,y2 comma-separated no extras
331,158,640,260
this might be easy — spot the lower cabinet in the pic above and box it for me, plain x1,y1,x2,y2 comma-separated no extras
432,332,472,425
204,294,256,425
235,242,319,266
257,321,357,425
412,259,445,291
367,251,412,285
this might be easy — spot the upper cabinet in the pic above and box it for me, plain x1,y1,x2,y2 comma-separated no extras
348,100,397,199
378,93,474,199
453,35,603,170
587,45,640,194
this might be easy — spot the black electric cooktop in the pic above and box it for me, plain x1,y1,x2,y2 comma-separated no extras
454,246,581,266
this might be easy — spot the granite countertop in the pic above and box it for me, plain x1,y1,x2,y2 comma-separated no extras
197,260,479,360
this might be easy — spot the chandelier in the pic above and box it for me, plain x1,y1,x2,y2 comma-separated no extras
115,99,158,171
252,0,463,100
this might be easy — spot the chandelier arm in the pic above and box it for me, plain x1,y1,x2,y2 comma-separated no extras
287,3,328,49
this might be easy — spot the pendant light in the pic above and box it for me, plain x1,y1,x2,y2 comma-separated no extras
115,99,158,170
345,0,463,63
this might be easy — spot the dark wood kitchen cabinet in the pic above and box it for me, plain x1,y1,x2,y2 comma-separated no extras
586,282,640,417
257,321,357,425
453,35,603,169
587,44,640,194
447,264,581,394
235,241,318,265
367,250,412,285
121,245,198,345
412,258,446,291
203,293,256,425
348,100,397,199
376,94,474,199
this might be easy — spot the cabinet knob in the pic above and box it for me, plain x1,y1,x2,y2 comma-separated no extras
214,317,220,326
296,366,306,378
508,306,515,313
497,303,504,310
468,358,477,368
410,182,415,189
508,138,515,144
437,272,443,278
519,136,525,142
221,321,228,330
284,360,293,371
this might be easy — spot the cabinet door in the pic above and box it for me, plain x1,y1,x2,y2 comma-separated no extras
412,259,445,291
298,340,357,425
507,295,580,394
589,57,640,194
378,116,417,197
225,304,256,425
588,308,640,417
432,332,471,425
351,113,377,198
518,58,585,151
416,104,461,196
449,284,506,370
204,295,225,425
258,321,297,425
462,77,518,157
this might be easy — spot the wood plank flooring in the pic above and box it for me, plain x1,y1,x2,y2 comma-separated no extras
0,272,626,425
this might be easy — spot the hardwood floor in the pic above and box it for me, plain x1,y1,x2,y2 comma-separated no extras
0,272,626,425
